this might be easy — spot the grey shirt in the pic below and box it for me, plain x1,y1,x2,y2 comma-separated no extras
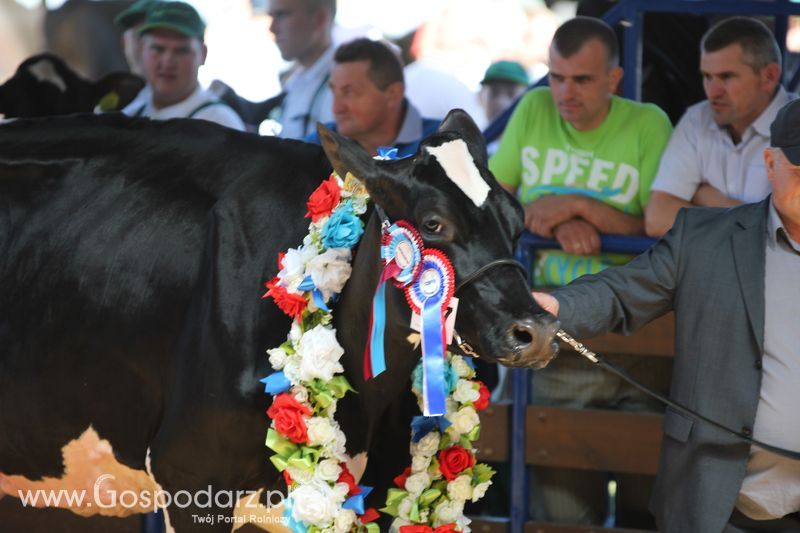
737,199,800,519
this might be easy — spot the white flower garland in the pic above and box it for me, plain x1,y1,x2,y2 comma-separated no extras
262,172,494,533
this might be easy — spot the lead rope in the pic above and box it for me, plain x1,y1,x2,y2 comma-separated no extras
556,329,800,461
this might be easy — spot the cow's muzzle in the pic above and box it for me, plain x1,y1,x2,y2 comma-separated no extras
500,314,560,369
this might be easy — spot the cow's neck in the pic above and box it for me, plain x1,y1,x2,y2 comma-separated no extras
333,211,420,452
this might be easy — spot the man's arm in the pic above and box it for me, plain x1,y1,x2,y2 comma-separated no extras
525,193,644,238
645,186,743,237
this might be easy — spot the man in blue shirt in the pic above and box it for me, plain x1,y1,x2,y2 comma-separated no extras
306,38,439,158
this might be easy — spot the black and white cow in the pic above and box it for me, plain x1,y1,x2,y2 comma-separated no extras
0,53,143,119
0,111,559,532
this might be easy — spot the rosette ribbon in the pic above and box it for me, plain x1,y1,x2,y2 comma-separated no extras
404,250,455,416
364,221,422,379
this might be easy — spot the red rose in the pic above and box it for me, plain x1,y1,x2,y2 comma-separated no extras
473,381,490,411
282,469,293,487
434,524,458,532
305,174,341,222
262,277,307,320
399,526,432,533
337,463,360,495
360,508,380,523
267,394,311,444
393,466,411,488
438,445,475,481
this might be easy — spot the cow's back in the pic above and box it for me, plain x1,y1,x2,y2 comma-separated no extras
0,115,331,494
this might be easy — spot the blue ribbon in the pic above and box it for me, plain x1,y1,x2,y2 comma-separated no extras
376,147,399,160
411,415,452,442
297,275,315,291
343,494,365,515
282,497,307,532
421,286,447,416
260,372,291,395
369,277,389,376
312,289,330,312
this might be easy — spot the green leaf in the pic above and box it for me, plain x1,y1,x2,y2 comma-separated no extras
473,463,496,484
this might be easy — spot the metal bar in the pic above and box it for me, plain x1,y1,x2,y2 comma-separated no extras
510,367,531,533
518,232,656,256
622,1,643,100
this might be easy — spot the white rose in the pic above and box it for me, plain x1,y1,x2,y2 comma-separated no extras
332,482,350,502
397,496,414,520
307,248,352,300
445,397,459,415
315,459,342,482
471,481,492,502
447,475,473,502
457,515,472,533
286,465,313,485
411,432,440,457
307,417,336,446
330,426,348,460
411,454,431,474
291,483,339,527
448,406,480,436
405,472,431,496
450,356,473,378
390,518,411,533
333,509,356,533
297,325,345,382
433,499,464,525
283,358,302,384
289,322,303,344
279,246,316,291
267,347,289,370
292,385,309,404
452,379,480,404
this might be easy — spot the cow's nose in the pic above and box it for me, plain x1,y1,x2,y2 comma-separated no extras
505,315,560,367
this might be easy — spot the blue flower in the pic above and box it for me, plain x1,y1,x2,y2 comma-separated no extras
321,202,364,249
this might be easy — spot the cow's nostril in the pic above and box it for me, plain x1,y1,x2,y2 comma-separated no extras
512,325,533,345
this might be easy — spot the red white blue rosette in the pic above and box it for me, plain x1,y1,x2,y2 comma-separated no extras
404,249,455,416
365,221,424,379
381,221,423,288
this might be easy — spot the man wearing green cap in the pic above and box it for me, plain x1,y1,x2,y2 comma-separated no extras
115,0,157,77
480,60,529,125
121,1,245,131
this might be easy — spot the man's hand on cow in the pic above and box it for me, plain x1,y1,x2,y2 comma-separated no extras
532,292,559,316
553,218,601,255
524,194,584,237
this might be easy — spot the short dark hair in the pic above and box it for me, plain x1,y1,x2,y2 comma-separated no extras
334,38,404,90
701,17,781,70
551,16,619,69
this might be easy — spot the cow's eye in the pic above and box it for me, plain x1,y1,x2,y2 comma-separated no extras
422,218,443,234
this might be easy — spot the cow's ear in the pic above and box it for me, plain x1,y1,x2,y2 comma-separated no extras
317,123,410,216
93,73,146,111
436,109,487,167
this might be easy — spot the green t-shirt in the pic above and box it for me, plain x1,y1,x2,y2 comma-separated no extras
489,87,672,286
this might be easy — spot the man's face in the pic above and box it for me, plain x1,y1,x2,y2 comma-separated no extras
765,147,800,232
141,29,205,108
548,39,621,131
330,60,401,143
701,43,778,136
268,0,322,63
480,81,527,123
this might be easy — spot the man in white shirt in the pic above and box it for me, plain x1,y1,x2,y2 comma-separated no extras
268,0,336,139
645,17,795,237
121,1,245,131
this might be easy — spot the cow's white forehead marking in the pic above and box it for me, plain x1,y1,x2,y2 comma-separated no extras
425,139,490,207
28,59,67,93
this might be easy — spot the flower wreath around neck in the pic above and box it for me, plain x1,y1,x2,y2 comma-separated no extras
260,171,495,533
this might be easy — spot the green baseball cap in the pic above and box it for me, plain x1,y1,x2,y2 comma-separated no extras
114,0,157,29
138,1,206,40
481,60,529,86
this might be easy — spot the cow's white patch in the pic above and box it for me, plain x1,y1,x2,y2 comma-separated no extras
145,447,175,533
0,426,159,517
426,139,491,207
28,59,67,93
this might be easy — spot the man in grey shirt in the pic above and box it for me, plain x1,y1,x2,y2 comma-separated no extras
532,99,800,533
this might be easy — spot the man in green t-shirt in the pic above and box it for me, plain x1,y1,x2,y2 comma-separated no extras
489,16,672,528
490,18,671,287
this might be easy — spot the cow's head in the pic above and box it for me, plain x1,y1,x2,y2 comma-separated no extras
318,109,559,369
0,54,144,119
